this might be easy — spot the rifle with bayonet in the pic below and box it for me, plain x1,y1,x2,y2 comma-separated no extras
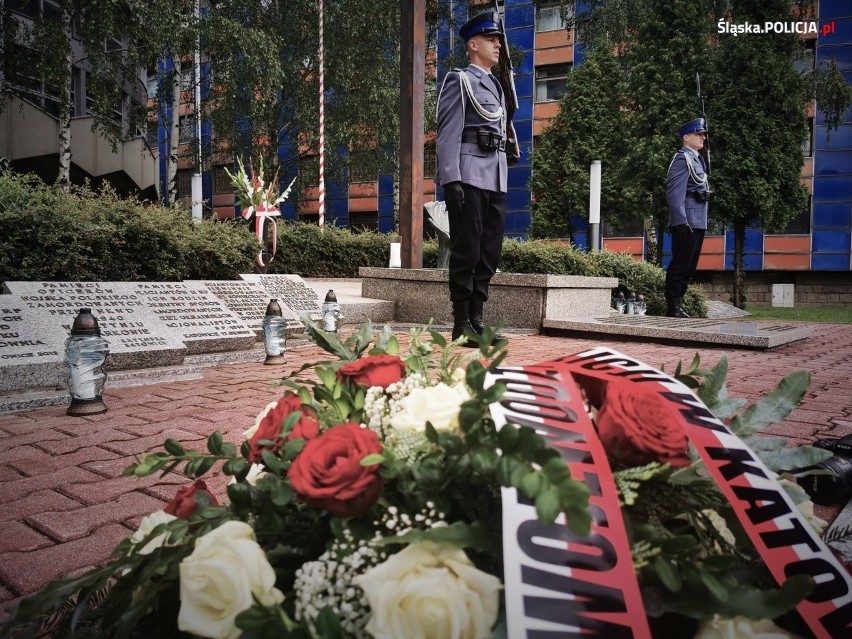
696,72,711,174
493,1,521,165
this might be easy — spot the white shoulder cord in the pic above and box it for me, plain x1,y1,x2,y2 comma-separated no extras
668,151,708,187
436,70,506,138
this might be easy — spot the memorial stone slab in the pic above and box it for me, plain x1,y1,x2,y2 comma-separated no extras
132,282,256,354
240,274,321,321
1,281,187,375
542,314,810,350
0,295,66,393
189,279,302,335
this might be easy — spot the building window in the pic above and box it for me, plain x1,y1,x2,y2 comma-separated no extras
299,155,320,188
145,120,159,148
603,218,645,237
349,151,378,184
536,1,570,32
423,146,436,178
802,117,814,157
349,211,379,233
782,197,811,234
214,165,233,194
535,64,570,102
179,115,195,145
794,38,816,74
176,169,193,199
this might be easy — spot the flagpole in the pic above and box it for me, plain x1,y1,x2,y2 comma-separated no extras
317,0,325,227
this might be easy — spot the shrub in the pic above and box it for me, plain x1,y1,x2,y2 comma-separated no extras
0,170,258,283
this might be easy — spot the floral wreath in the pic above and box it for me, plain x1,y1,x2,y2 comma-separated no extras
2,322,848,639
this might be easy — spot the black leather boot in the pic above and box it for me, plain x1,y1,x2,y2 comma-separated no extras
451,300,478,347
469,300,506,344
666,298,688,318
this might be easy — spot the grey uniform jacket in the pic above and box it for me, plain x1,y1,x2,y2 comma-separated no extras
435,65,508,194
666,147,709,230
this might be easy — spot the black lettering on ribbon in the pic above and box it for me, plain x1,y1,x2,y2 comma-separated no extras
518,519,616,571
522,566,632,639
786,558,850,603
732,485,792,525
705,446,768,481
818,599,852,637
660,392,728,433
759,517,821,553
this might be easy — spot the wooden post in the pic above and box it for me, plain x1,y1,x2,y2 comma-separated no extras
399,0,425,268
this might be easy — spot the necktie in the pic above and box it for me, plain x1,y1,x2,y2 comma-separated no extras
489,74,503,99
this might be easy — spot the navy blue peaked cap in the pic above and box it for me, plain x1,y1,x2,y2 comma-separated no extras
676,117,707,137
460,9,502,41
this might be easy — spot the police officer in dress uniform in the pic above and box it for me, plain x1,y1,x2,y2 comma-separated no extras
435,10,508,346
665,117,711,318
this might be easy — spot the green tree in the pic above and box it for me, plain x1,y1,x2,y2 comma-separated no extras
530,35,629,241
709,0,810,307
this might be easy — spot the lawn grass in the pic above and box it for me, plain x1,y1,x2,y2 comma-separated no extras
744,305,852,324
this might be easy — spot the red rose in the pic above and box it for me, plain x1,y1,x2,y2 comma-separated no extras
337,354,406,389
288,422,383,517
164,480,218,519
248,394,320,463
595,382,690,467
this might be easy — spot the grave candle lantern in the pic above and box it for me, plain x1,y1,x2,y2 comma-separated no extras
634,293,647,315
321,290,341,332
262,299,287,365
64,308,109,416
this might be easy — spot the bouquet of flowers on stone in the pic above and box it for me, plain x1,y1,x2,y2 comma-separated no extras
2,321,849,639
224,155,295,222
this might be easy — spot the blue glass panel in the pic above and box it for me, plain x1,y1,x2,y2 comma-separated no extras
745,229,763,252
202,171,212,204
813,202,852,227
514,98,532,120
815,124,852,150
724,251,761,270
814,105,851,127
514,72,533,97
513,118,532,141
378,194,394,216
812,253,850,270
820,0,852,19
507,28,534,52
504,211,531,234
818,17,852,41
813,229,851,251
813,176,852,200
517,52,534,74
814,151,852,175
817,44,852,71
574,43,586,66
515,142,533,167
377,215,394,234
508,166,531,189
280,201,296,221
506,190,531,212
378,174,394,195
506,3,535,28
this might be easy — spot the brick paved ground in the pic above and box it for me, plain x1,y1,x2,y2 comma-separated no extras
1,323,851,616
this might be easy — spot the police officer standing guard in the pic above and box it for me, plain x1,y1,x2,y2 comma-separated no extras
435,10,508,345
665,117,712,318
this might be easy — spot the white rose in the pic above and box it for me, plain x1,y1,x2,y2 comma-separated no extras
129,510,177,555
390,383,470,433
178,521,284,639
243,400,279,441
695,614,796,639
228,463,269,487
353,542,501,639
700,509,736,547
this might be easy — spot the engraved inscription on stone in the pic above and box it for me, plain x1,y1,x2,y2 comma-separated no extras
1,281,187,373
241,274,321,316
0,296,65,392
192,280,301,333
133,282,256,354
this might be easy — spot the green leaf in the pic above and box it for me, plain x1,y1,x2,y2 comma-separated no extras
163,438,185,456
729,371,810,436
379,521,491,552
498,423,520,452
207,431,224,455
700,571,730,602
717,575,813,619
753,442,834,473
694,356,728,409
314,606,343,639
518,471,543,498
535,488,561,524
470,447,499,474
429,329,447,348
227,481,253,508
654,556,683,592
360,453,384,467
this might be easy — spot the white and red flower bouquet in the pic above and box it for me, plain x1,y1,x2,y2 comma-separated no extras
2,322,849,639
